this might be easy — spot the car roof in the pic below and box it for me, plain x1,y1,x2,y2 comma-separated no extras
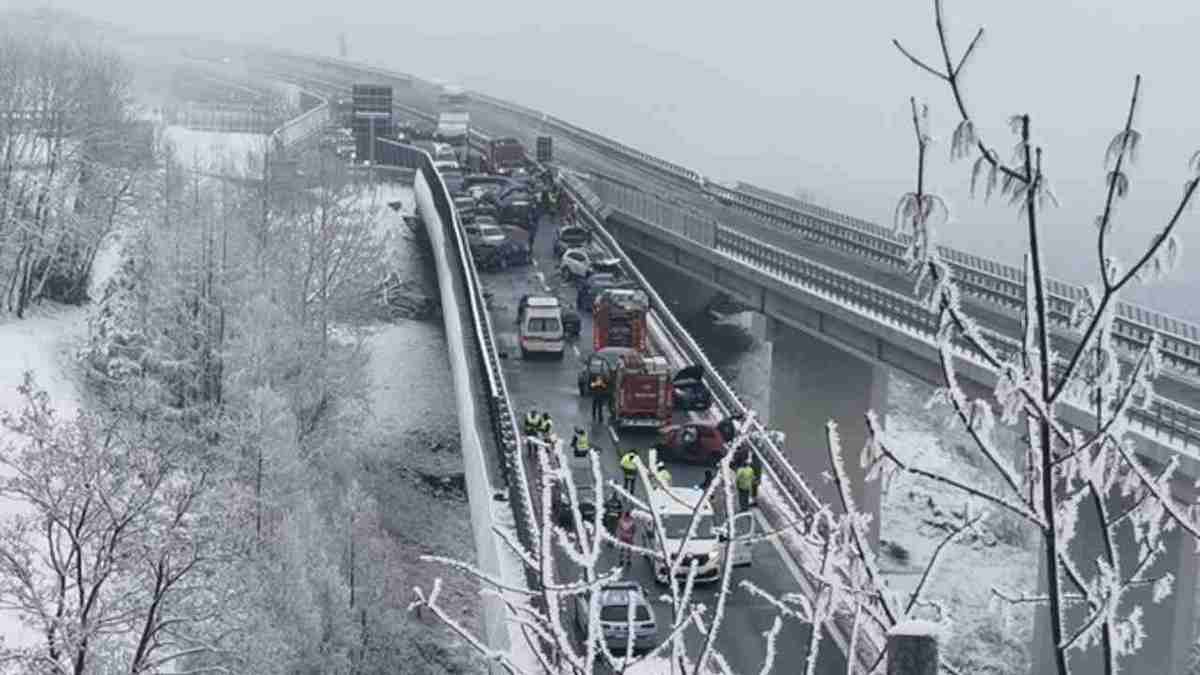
596,584,647,609
650,487,713,515
525,296,560,307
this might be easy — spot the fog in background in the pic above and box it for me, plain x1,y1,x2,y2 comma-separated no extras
9,0,1200,318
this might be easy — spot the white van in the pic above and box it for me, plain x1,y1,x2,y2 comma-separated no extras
641,487,755,585
519,296,565,359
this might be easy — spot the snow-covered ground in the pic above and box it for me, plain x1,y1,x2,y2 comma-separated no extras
162,126,269,176
878,377,1037,675
0,213,123,649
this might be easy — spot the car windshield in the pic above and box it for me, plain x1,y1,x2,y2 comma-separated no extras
599,604,652,623
528,317,561,332
480,226,504,238
475,216,498,225
588,274,617,287
661,513,715,540
593,261,621,274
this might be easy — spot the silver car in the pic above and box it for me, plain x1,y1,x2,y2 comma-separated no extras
574,582,658,654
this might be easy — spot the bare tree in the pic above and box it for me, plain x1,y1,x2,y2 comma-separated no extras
0,375,219,674
844,1,1200,672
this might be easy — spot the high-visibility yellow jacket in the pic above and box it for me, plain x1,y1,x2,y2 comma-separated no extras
620,452,638,473
524,412,540,434
736,466,755,491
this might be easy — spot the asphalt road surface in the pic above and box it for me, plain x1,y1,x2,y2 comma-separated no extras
480,211,846,674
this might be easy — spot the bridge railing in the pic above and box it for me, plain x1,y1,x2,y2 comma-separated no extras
456,84,1200,384
271,92,329,149
275,53,1200,388
587,172,1200,452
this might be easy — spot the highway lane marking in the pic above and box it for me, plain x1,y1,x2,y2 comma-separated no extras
572,344,580,357
608,425,620,444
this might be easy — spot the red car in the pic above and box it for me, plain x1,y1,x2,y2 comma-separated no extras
655,422,727,465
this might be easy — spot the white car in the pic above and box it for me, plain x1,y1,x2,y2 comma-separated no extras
560,249,621,280
433,159,461,174
464,220,506,249
642,487,755,584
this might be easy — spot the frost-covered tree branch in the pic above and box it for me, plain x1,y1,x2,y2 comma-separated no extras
888,2,1200,674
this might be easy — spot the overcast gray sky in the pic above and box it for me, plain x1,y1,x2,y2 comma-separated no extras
10,0,1200,317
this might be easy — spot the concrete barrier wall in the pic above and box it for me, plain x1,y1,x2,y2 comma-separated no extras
414,171,511,660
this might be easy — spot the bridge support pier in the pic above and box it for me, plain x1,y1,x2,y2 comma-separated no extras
765,319,886,547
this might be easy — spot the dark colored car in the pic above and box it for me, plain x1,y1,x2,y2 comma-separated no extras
454,195,476,222
655,422,728,465
464,174,515,198
474,201,499,221
476,238,531,271
576,273,638,312
672,365,712,411
577,347,637,396
554,225,592,257
499,195,535,226
553,457,597,528
440,170,464,195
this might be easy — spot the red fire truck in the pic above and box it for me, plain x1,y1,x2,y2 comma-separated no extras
593,289,649,353
612,353,674,430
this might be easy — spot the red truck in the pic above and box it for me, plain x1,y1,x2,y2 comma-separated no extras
593,289,649,353
488,137,525,172
612,353,674,430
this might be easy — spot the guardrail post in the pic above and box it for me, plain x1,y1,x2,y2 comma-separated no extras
886,621,939,675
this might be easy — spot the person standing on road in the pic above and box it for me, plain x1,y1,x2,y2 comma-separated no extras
751,458,762,505
736,463,756,511
540,413,555,448
620,449,639,495
616,510,637,566
590,374,607,423
571,427,590,457
524,409,542,457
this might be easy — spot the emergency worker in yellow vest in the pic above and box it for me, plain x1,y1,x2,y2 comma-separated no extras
619,449,639,495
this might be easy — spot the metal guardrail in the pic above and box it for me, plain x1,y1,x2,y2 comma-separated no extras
272,93,329,148
469,93,1200,382
707,183,1200,379
260,51,1200,386
590,174,1200,451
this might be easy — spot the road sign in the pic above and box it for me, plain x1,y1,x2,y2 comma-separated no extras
537,136,552,163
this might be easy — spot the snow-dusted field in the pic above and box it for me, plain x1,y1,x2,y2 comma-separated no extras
878,377,1037,674
0,305,87,648
0,230,122,649
162,126,269,176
